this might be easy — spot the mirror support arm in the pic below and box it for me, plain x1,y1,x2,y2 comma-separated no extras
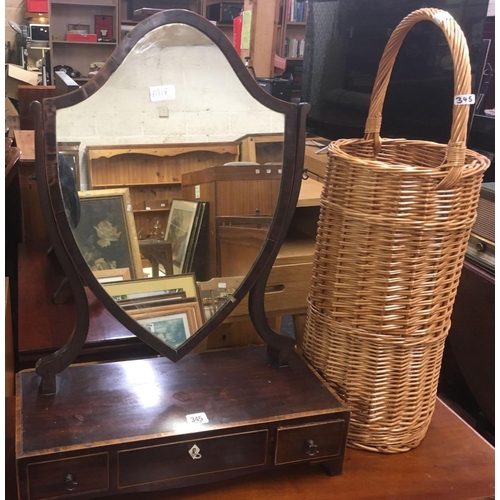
31,101,91,395
249,103,311,366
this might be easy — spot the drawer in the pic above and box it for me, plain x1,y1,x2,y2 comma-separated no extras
275,420,345,465
27,453,109,500
118,429,268,488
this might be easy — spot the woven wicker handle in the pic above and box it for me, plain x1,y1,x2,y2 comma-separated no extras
364,8,472,189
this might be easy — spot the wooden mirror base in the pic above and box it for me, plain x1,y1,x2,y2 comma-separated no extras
16,346,349,499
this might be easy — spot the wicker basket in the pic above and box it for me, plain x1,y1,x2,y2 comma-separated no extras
301,8,490,453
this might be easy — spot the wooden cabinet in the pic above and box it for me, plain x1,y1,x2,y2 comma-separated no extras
49,0,120,84
217,177,322,319
87,142,239,240
16,347,350,500
181,164,282,279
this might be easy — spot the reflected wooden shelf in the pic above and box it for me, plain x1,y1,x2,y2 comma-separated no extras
134,208,170,213
91,182,181,188
87,142,240,239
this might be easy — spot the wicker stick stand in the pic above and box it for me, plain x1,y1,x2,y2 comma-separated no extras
302,8,490,453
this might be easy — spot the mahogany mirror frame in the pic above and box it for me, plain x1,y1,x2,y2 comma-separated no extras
32,10,309,394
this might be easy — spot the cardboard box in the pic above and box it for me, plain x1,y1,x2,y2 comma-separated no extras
5,64,39,100
66,33,98,42
27,0,48,13
5,97,20,130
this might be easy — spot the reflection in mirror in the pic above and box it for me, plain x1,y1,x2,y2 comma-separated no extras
56,22,285,350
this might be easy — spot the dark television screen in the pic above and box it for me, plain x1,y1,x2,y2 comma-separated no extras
302,0,489,144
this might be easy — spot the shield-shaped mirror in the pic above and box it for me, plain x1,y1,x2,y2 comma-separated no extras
36,10,304,369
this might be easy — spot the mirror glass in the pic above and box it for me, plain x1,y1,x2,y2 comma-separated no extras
55,22,286,350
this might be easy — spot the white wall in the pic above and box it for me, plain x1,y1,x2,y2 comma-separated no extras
487,0,494,16
56,24,284,189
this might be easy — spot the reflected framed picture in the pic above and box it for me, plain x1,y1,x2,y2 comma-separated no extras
93,267,131,284
103,274,199,301
58,142,81,189
74,188,143,279
128,301,204,349
165,200,200,274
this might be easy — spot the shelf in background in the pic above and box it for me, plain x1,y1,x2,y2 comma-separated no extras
134,208,170,213
92,182,182,188
52,40,117,45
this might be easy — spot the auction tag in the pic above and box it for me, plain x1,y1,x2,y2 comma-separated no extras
433,11,453,24
149,84,176,102
186,412,209,424
218,282,227,288
127,204,132,211
195,185,201,199
454,94,475,105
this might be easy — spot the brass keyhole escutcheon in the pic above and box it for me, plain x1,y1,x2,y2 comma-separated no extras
64,473,78,491
189,444,202,460
305,439,320,456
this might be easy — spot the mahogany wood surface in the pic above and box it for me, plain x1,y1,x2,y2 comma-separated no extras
17,85,57,130
12,130,49,242
16,347,349,498
18,347,344,454
7,397,494,500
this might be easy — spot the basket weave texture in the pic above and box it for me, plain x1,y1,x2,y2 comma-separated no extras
302,8,490,453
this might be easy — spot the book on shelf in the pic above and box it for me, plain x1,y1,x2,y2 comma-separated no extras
283,37,305,58
286,0,307,23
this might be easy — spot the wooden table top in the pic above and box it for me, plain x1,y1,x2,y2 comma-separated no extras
6,396,494,500
13,129,35,163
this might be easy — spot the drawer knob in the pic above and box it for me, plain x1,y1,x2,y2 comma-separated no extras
64,473,78,491
305,439,320,456
188,444,202,460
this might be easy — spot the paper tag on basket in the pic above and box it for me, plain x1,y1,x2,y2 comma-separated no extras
454,94,475,105
433,11,453,24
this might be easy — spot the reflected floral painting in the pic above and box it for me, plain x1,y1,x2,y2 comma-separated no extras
73,195,134,276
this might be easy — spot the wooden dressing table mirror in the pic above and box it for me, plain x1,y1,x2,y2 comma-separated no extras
16,11,349,499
